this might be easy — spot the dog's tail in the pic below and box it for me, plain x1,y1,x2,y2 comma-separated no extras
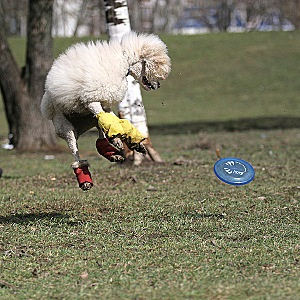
40,91,54,120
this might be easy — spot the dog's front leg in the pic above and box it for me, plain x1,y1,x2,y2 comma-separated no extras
87,103,147,155
87,103,124,162
97,112,147,154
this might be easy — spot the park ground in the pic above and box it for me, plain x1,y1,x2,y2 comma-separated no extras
0,31,299,299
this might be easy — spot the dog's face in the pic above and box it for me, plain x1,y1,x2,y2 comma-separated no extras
123,32,171,91
128,57,170,91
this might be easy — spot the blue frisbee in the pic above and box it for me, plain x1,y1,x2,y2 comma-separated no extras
214,157,255,185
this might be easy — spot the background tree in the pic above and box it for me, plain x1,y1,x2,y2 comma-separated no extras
2,0,300,37
217,0,233,31
0,0,27,36
0,0,57,151
104,0,163,165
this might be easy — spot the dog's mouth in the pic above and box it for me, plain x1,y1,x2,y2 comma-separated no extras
142,76,160,91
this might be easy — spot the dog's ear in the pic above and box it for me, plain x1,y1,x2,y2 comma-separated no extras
127,60,143,81
139,34,169,59
140,36,171,79
122,31,171,76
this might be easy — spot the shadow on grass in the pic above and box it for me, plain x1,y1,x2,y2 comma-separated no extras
0,175,22,180
149,116,300,135
0,212,80,226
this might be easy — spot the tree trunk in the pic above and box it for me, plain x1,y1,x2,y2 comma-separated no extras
73,0,89,37
217,0,232,32
103,0,164,165
104,0,148,137
0,0,24,145
0,0,58,151
0,38,23,146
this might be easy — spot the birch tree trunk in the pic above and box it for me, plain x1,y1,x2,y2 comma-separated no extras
103,0,163,165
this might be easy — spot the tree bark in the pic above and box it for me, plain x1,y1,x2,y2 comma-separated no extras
103,0,164,165
0,0,24,145
217,0,232,32
73,0,89,37
0,0,58,151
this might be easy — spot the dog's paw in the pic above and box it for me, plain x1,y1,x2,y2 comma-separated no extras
73,163,93,190
96,138,124,162
109,154,125,162
80,182,93,191
108,137,124,151
129,142,147,154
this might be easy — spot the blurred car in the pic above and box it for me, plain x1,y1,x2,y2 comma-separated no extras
281,19,295,31
227,16,246,32
172,18,210,35
256,15,295,32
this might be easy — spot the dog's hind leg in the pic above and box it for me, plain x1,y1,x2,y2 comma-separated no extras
52,112,93,191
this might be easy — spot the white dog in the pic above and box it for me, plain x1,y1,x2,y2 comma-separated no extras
41,31,171,190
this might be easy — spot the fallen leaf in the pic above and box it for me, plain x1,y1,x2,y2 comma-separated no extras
146,185,158,191
211,240,220,247
79,271,89,279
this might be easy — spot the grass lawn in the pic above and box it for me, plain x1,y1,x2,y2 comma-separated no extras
0,129,299,299
0,31,300,299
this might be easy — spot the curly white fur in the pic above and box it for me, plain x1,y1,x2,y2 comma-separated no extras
41,31,171,119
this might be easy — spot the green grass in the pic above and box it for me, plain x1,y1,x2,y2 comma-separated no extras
147,31,300,125
0,129,299,299
0,31,300,299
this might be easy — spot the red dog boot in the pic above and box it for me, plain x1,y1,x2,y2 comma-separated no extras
96,138,124,162
72,161,93,191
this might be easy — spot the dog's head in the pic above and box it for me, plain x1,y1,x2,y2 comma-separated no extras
122,32,171,91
